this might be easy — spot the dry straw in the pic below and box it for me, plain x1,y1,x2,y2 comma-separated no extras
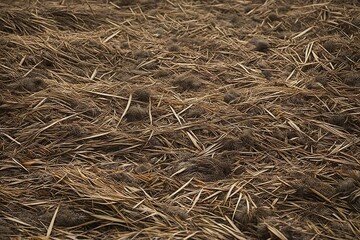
0,0,359,239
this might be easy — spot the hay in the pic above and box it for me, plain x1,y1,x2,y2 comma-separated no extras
0,0,359,239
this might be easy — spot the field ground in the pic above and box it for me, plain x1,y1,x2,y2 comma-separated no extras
0,0,360,239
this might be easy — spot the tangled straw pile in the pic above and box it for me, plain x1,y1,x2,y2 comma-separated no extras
0,0,359,239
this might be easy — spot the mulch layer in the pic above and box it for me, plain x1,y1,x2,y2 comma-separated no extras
0,0,359,239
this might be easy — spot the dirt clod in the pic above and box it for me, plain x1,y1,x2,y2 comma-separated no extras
256,222,270,239
328,114,348,127
134,88,151,102
336,178,357,194
66,124,84,136
292,174,336,198
222,137,242,151
15,78,46,92
244,5,254,13
159,203,188,220
154,69,171,78
262,69,272,80
250,38,270,52
121,41,129,48
186,106,205,118
341,72,360,86
168,44,180,52
55,208,90,227
323,40,339,53
234,206,271,227
135,163,152,173
224,90,240,103
133,49,151,59
174,75,202,92
240,129,254,146
0,219,13,237
314,74,328,85
125,105,147,121
268,13,280,21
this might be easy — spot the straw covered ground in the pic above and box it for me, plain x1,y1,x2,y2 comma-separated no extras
0,0,360,239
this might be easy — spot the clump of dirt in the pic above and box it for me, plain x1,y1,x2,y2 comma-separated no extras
222,130,254,150
267,12,280,21
13,78,46,92
314,74,329,85
222,137,242,151
224,90,240,104
174,157,232,182
133,49,151,59
41,206,91,227
240,129,254,146
327,113,348,127
261,69,272,80
234,206,258,227
336,178,357,194
168,44,180,52
349,170,360,182
65,124,84,137
349,190,360,211
120,41,129,48
135,163,152,173
158,203,188,221
323,40,340,53
153,69,171,78
113,0,133,6
291,174,335,199
185,106,206,118
125,105,148,121
278,5,290,13
108,171,139,186
250,38,270,52
256,222,271,239
234,206,272,228
280,225,313,240
341,72,360,86
141,60,158,70
244,5,255,13
75,103,101,117
307,81,322,90
0,219,14,237
227,14,241,25
257,219,313,240
173,75,203,92
133,88,151,102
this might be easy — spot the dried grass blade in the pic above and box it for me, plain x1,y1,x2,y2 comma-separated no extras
168,177,193,199
36,113,79,137
11,157,29,172
170,105,183,125
103,30,120,43
117,94,132,127
188,188,203,213
84,90,128,100
186,131,202,150
4,216,32,227
46,205,60,239
265,224,288,240
2,132,21,145
291,26,314,39
232,192,243,220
